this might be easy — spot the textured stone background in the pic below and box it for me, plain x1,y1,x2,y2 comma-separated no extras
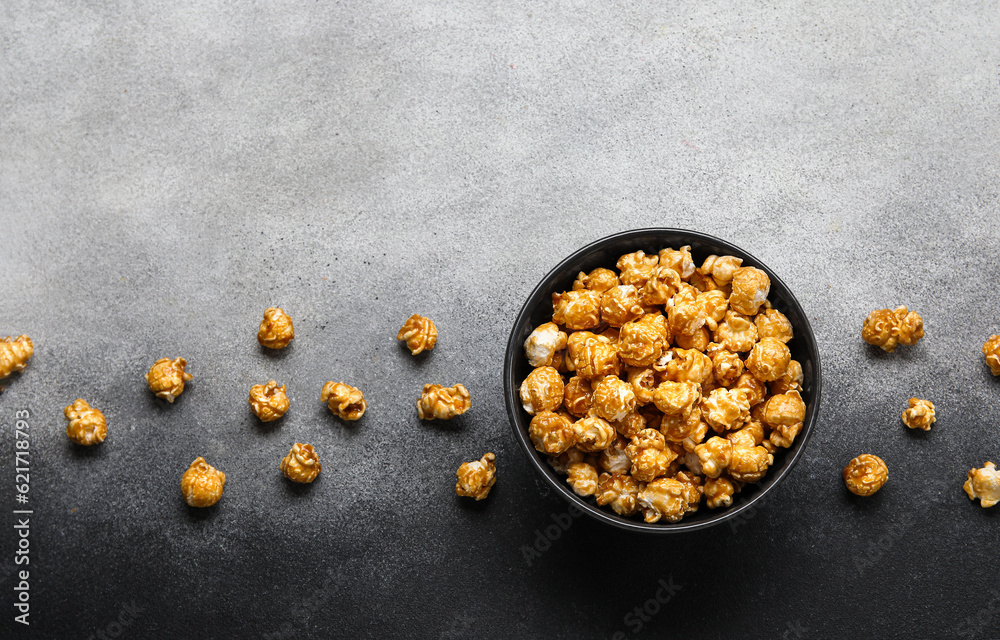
2,1,999,638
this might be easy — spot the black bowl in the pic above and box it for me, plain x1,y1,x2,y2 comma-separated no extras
504,228,822,533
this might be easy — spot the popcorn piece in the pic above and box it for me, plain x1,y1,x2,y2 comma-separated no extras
566,462,599,496
660,413,708,451
596,472,640,516
701,388,751,433
762,391,806,448
625,429,677,482
572,267,620,293
901,397,935,431
322,381,367,420
754,308,794,343
249,380,290,422
64,399,107,446
842,454,888,496
668,285,707,336
616,250,659,288
573,339,620,380
529,411,577,455
146,357,193,403
455,453,497,500
257,307,295,349
519,366,564,415
713,311,759,353
983,335,1000,376
710,347,744,387
281,443,321,484
734,372,768,407
746,337,791,382
637,477,688,523
547,448,584,475
698,290,729,332
601,285,645,328
674,470,704,515
769,359,803,395
698,255,743,287
523,322,568,368
397,314,438,355
861,306,924,352
552,290,602,330
728,442,773,483
563,376,593,417
591,376,637,422
658,246,696,280
641,265,682,306
695,436,733,478
652,381,702,417
674,327,710,351
612,411,647,439
599,436,632,474
964,461,1000,508
664,348,713,385
181,457,226,507
0,335,33,380
626,367,658,406
572,416,617,452
729,267,771,316
418,383,470,420
618,314,668,367
704,476,736,509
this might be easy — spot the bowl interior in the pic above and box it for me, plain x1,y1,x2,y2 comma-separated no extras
504,228,822,533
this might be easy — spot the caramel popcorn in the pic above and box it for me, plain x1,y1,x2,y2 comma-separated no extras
257,307,295,349
901,397,935,431
64,399,107,446
964,462,1000,508
455,453,497,500
861,306,924,352
754,308,794,343
573,267,620,293
729,267,770,316
397,314,438,355
519,366,564,415
280,443,321,484
249,381,290,422
566,462,600,496
181,457,226,507
529,411,577,455
552,290,602,330
418,383,470,420
746,337,791,382
626,429,677,482
322,381,367,420
983,335,1000,376
519,244,807,523
572,416,617,452
591,376,637,422
843,454,888,496
146,357,193,403
0,335,33,380
596,472,640,515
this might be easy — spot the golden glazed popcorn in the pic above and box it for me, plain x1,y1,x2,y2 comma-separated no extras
321,381,367,420
249,381,290,422
963,462,1000,508
146,357,192,403
418,383,471,420
281,443,321,484
64,399,107,446
901,398,935,431
257,307,295,349
518,245,807,523
843,454,888,497
983,335,1000,376
861,306,924,352
0,335,33,380
455,453,496,500
181,457,226,507
397,314,438,356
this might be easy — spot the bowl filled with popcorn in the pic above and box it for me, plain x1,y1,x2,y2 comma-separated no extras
504,229,822,532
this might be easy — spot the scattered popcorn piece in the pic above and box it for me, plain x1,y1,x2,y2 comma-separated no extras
964,462,1000,508
418,383,470,420
0,335,33,380
843,454,888,496
146,357,193,403
983,335,1000,376
455,453,497,500
397,314,438,355
249,380,290,422
181,457,226,507
257,307,295,349
281,443,321,484
901,397,935,431
64,399,107,446
861,306,924,352
321,381,367,420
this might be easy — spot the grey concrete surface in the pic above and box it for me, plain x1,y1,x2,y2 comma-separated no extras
1,1,999,638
